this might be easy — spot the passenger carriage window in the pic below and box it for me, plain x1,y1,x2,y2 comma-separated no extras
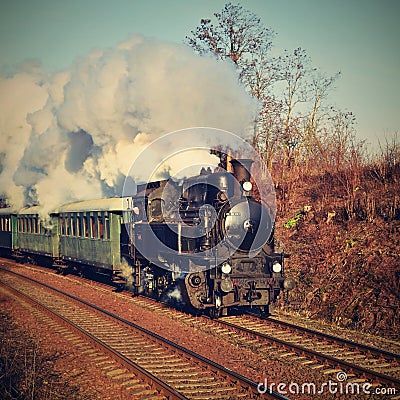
6,217,10,232
83,215,89,237
24,218,28,233
90,216,96,238
77,215,82,237
71,215,76,236
28,217,32,233
60,215,64,235
104,215,110,240
0,217,3,231
98,213,104,239
66,217,70,236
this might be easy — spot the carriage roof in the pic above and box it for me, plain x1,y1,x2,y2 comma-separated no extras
56,198,125,213
0,198,126,216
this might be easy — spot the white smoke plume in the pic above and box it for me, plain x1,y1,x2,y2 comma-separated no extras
0,35,257,215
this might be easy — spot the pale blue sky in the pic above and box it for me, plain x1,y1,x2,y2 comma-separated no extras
1,0,399,148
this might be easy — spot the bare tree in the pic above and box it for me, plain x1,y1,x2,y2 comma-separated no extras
186,2,275,96
187,3,344,177
302,70,341,170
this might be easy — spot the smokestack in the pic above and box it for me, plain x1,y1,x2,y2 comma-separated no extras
230,159,253,197
230,159,253,183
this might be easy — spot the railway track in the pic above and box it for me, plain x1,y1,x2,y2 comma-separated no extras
217,315,400,389
2,260,399,398
0,268,287,400
130,295,400,396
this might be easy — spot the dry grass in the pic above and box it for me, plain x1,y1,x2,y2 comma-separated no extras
273,136,399,338
0,309,87,400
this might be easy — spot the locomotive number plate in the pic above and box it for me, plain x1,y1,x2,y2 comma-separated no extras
226,212,241,216
234,278,265,287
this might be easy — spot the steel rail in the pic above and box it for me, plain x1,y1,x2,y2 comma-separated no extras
266,316,400,362
0,267,289,400
0,280,187,400
218,317,400,389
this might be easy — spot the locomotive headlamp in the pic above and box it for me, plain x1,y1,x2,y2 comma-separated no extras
272,261,282,273
242,181,252,192
221,262,232,274
220,277,234,293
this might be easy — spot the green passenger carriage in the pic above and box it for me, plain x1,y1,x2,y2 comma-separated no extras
0,208,16,256
0,199,126,279
56,198,124,277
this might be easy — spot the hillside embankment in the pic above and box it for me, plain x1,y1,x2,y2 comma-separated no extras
274,159,399,339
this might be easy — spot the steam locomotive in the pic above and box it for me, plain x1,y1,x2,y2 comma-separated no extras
0,154,294,317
